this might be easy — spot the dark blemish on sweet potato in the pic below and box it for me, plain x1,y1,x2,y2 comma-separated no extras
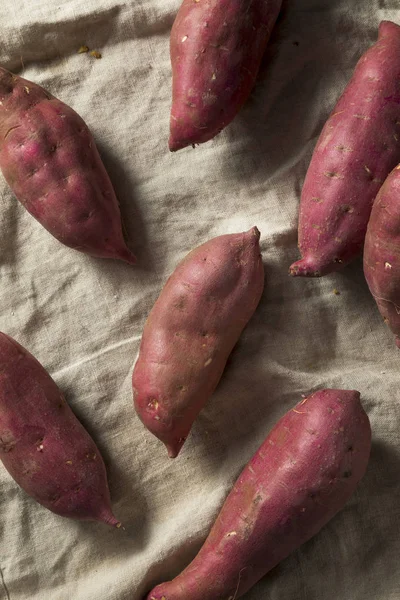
174,297,187,310
343,470,352,478
4,124,21,139
335,145,353,153
0,435,16,453
324,171,344,179
340,204,354,213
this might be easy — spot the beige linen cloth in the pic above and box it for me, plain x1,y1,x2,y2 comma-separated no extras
0,0,399,598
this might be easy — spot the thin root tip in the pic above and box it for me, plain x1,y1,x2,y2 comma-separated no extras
247,226,261,239
167,446,179,459
289,258,322,278
98,511,122,528
165,439,185,459
116,248,137,266
168,136,190,152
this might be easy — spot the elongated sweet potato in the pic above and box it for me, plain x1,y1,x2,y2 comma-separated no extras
0,332,120,526
147,389,371,600
169,0,282,151
0,67,135,264
132,227,264,458
290,21,400,277
364,164,400,347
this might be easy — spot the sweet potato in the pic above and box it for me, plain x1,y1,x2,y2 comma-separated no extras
169,0,282,151
146,389,371,600
0,332,120,526
0,67,135,264
364,164,400,347
290,21,400,277
132,227,264,458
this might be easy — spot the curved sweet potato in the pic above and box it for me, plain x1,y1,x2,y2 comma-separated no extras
169,0,282,151
0,332,120,526
290,21,400,277
364,164,400,347
132,227,264,458
147,389,371,600
0,67,135,264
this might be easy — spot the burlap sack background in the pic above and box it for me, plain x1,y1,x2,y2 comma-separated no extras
0,1,399,598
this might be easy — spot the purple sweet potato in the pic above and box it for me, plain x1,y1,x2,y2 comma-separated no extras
364,163,400,347
169,0,282,151
0,332,120,526
0,67,135,264
290,21,400,277
147,389,371,600
132,227,264,458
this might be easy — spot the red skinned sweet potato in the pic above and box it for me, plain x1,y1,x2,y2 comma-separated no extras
0,67,135,264
132,227,264,458
169,0,282,151
364,164,400,347
146,389,371,600
0,332,120,526
290,21,400,277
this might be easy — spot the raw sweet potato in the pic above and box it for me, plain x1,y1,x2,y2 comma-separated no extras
132,227,264,458
290,21,400,277
146,389,371,600
364,163,400,347
0,332,120,526
0,67,135,264
169,0,282,151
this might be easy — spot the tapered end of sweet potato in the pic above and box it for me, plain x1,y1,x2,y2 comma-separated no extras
168,116,216,152
96,510,122,528
165,438,186,459
168,130,194,152
114,247,137,266
379,20,400,38
395,336,400,349
289,257,324,277
103,245,137,265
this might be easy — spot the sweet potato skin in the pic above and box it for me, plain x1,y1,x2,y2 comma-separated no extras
132,227,264,458
0,67,135,264
146,389,371,600
169,0,282,151
364,164,400,347
0,333,119,526
290,21,400,277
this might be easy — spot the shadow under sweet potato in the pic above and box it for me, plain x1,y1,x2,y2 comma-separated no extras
97,141,153,273
223,0,372,187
